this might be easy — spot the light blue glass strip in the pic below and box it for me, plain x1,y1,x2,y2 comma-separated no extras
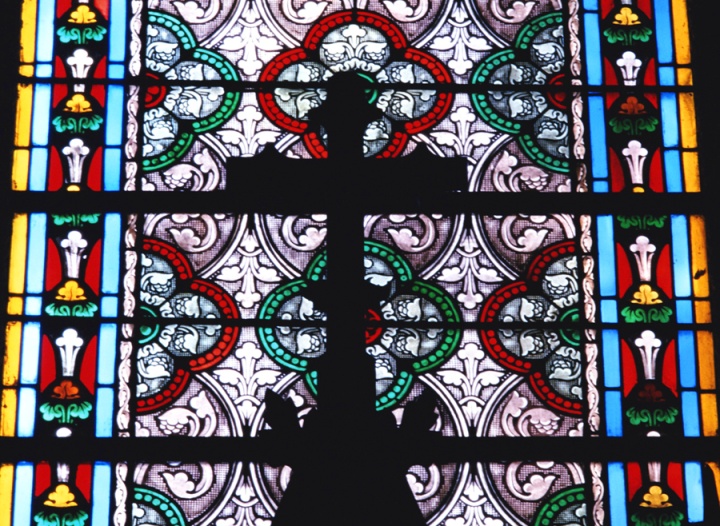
36,0,55,63
31,85,51,147
92,462,112,526
589,96,608,181
25,213,47,294
102,214,121,293
105,86,124,146
17,388,36,437
108,64,125,79
601,299,617,323
35,64,52,78
685,462,704,522
19,323,41,385
24,296,42,316
654,0,674,64
608,463,628,526
29,148,48,192
660,93,679,148
682,392,700,436
101,296,118,317
583,0,598,10
664,150,682,193
676,300,693,324
97,324,117,385
103,148,121,192
593,181,609,193
109,0,127,63
606,391,623,437
12,462,34,526
671,215,691,297
603,330,621,388
96,388,114,437
597,215,616,296
584,14,602,85
659,67,675,86
678,331,697,388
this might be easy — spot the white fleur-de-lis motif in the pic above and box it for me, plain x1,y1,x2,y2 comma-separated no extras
648,461,662,483
60,230,88,279
634,329,662,380
67,49,94,80
57,463,71,483
622,140,649,186
62,138,90,185
56,328,84,376
616,51,643,86
629,235,656,282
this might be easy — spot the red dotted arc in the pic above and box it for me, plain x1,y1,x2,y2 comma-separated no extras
137,239,240,414
479,241,583,416
303,11,407,50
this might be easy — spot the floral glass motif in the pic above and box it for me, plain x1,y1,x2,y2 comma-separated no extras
258,240,461,410
471,12,569,173
259,10,453,158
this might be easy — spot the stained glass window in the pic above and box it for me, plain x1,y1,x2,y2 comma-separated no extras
1,0,719,525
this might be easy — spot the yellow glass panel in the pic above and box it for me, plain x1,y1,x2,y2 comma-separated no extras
677,68,693,86
12,149,29,191
0,390,17,437
679,93,697,149
697,331,716,390
8,214,28,295
672,0,691,64
0,464,13,526
6,297,22,316
15,85,33,148
3,323,22,387
18,65,33,77
695,301,712,323
701,394,718,437
682,152,699,192
689,216,709,297
19,0,38,65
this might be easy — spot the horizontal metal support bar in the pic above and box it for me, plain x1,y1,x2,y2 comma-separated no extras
1,436,719,464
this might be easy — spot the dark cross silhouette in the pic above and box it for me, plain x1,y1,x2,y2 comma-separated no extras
230,73,465,526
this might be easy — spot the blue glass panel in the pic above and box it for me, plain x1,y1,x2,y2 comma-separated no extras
653,0,674,64
25,214,47,294
685,462,704,522
97,324,117,386
658,67,675,86
584,14,602,85
19,323,41,385
601,299,618,323
597,215,616,296
663,150,682,193
109,0,127,63
36,0,55,63
101,296,118,317
103,148,121,191
682,392,700,436
12,462,34,526
108,64,125,79
608,462,629,526
660,93,679,148
24,296,42,316
105,86,124,146
96,388,114,437
671,215,691,297
589,96,608,180
676,300,693,324
678,331,697,388
92,462,112,526
583,0,598,10
606,391,623,437
35,64,52,78
30,85,51,147
17,388,36,437
593,181,609,192
29,148,48,192
101,214,121,294
602,330,621,388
